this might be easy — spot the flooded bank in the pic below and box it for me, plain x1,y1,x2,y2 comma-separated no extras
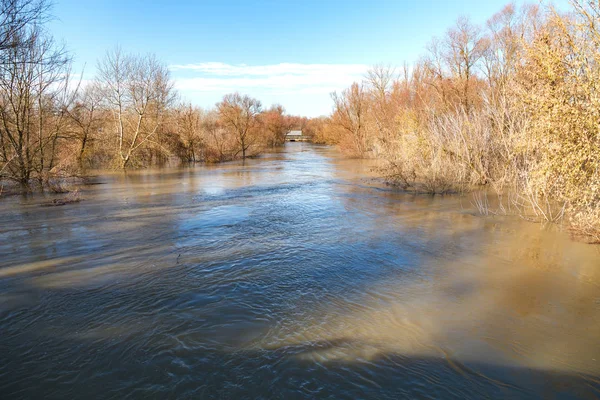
1,143,599,399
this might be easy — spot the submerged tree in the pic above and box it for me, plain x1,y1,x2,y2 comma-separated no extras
64,83,103,168
0,0,71,188
97,48,175,169
262,104,290,147
171,103,204,163
216,92,262,160
331,82,370,157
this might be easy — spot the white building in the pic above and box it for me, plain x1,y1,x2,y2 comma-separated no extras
285,130,306,142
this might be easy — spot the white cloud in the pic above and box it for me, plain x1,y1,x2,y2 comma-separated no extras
170,62,368,77
169,62,370,116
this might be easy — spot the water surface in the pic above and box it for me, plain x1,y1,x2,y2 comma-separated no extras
1,143,599,399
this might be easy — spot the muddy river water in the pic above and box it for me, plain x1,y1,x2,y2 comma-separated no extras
1,143,599,399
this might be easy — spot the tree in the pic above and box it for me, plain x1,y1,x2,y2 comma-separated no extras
65,83,103,168
216,92,262,160
331,82,370,157
444,16,486,110
262,104,290,147
366,64,398,150
0,8,71,188
97,48,175,169
0,0,49,56
172,103,204,162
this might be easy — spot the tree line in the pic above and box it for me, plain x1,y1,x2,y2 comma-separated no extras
314,0,600,242
0,0,312,191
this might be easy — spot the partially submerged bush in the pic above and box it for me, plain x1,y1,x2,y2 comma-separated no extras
41,189,82,207
516,3,600,240
322,1,600,242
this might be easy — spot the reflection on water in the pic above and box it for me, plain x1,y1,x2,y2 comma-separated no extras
1,143,599,399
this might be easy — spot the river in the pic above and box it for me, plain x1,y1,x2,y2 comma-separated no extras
1,143,599,399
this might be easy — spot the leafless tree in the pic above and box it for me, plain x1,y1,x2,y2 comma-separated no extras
0,0,50,57
262,104,291,147
366,64,397,146
64,83,103,168
444,16,486,110
216,92,262,160
97,48,175,169
173,103,204,162
0,17,71,187
331,82,370,157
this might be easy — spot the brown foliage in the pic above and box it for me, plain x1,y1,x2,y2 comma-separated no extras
319,1,599,241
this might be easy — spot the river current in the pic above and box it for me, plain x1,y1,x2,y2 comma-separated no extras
1,143,599,399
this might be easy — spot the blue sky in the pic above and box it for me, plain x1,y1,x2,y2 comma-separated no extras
49,0,569,117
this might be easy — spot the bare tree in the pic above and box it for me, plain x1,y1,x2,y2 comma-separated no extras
216,92,262,160
203,110,229,162
0,0,50,56
331,82,370,157
64,83,103,168
262,104,290,147
97,48,175,169
0,17,70,187
366,64,397,147
172,103,204,162
444,16,486,110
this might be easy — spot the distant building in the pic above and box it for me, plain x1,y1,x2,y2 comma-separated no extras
286,130,307,142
